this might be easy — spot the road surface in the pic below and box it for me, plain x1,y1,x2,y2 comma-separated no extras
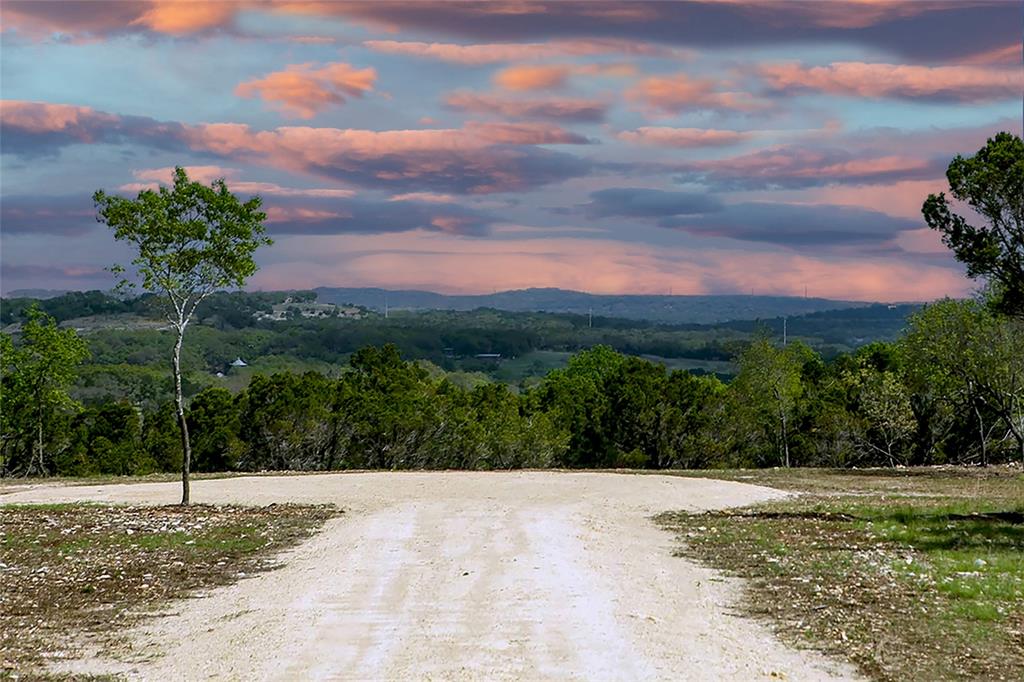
3,472,858,681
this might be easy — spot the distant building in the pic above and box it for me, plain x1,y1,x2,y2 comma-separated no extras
474,353,502,360
231,357,248,367
253,300,363,321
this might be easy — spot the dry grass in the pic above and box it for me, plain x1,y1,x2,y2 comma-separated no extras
658,466,1024,681
0,503,336,679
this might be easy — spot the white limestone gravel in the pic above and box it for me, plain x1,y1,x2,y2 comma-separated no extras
4,471,860,681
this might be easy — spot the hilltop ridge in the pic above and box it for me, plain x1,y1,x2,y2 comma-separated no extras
314,286,879,325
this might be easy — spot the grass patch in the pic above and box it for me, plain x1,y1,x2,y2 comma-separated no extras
0,502,337,678
657,466,1024,681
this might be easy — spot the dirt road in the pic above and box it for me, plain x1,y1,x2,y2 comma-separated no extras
4,472,858,681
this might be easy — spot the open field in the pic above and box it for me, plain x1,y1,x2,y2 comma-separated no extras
2,472,857,681
659,467,1024,681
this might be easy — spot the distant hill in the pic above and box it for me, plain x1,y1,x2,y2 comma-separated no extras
314,287,878,325
717,303,923,347
5,288,71,299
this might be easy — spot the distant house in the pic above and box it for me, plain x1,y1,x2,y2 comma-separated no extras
474,353,502,360
231,357,248,367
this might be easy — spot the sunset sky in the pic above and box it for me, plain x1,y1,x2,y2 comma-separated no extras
2,1,1022,301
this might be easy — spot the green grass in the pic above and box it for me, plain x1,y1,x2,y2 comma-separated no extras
658,467,1024,681
0,502,337,677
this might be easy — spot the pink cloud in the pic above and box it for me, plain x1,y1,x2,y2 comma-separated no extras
962,43,1023,66
465,121,590,145
1,101,591,194
751,0,945,30
677,145,937,189
759,180,944,220
132,165,234,184
235,63,377,119
759,61,1023,101
256,232,969,302
265,206,352,223
444,91,607,122
617,127,751,148
0,100,119,140
626,73,766,114
389,192,455,203
363,38,690,64
119,166,357,198
178,121,590,193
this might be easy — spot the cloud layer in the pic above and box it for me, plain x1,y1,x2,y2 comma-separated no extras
3,2,1020,300
235,63,377,118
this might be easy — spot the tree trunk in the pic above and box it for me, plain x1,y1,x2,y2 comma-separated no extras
35,416,45,476
974,402,988,467
172,330,192,505
779,407,790,468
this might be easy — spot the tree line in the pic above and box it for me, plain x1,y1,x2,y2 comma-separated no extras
3,295,1021,477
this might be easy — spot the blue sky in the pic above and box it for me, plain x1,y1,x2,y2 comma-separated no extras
2,1,1021,300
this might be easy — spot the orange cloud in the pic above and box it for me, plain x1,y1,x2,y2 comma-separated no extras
0,0,249,40
493,63,636,91
256,231,969,302
235,63,377,119
132,1,238,34
626,73,766,114
494,65,572,91
759,61,1023,101
617,127,751,148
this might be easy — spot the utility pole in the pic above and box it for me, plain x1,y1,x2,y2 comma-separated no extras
384,293,389,319
783,316,788,345
588,307,593,328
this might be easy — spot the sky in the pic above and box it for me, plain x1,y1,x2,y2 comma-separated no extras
1,1,1022,301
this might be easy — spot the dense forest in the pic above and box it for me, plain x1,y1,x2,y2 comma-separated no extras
0,289,916,411
2,293,1021,477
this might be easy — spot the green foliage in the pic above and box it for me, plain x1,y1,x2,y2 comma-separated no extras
730,337,811,467
188,388,243,472
844,366,916,466
94,167,271,303
901,299,1024,464
0,290,132,325
94,166,272,503
923,132,1024,316
1,307,90,475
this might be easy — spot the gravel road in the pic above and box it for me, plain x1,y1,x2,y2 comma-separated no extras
4,471,858,681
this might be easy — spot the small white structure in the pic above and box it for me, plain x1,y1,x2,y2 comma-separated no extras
231,357,248,367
